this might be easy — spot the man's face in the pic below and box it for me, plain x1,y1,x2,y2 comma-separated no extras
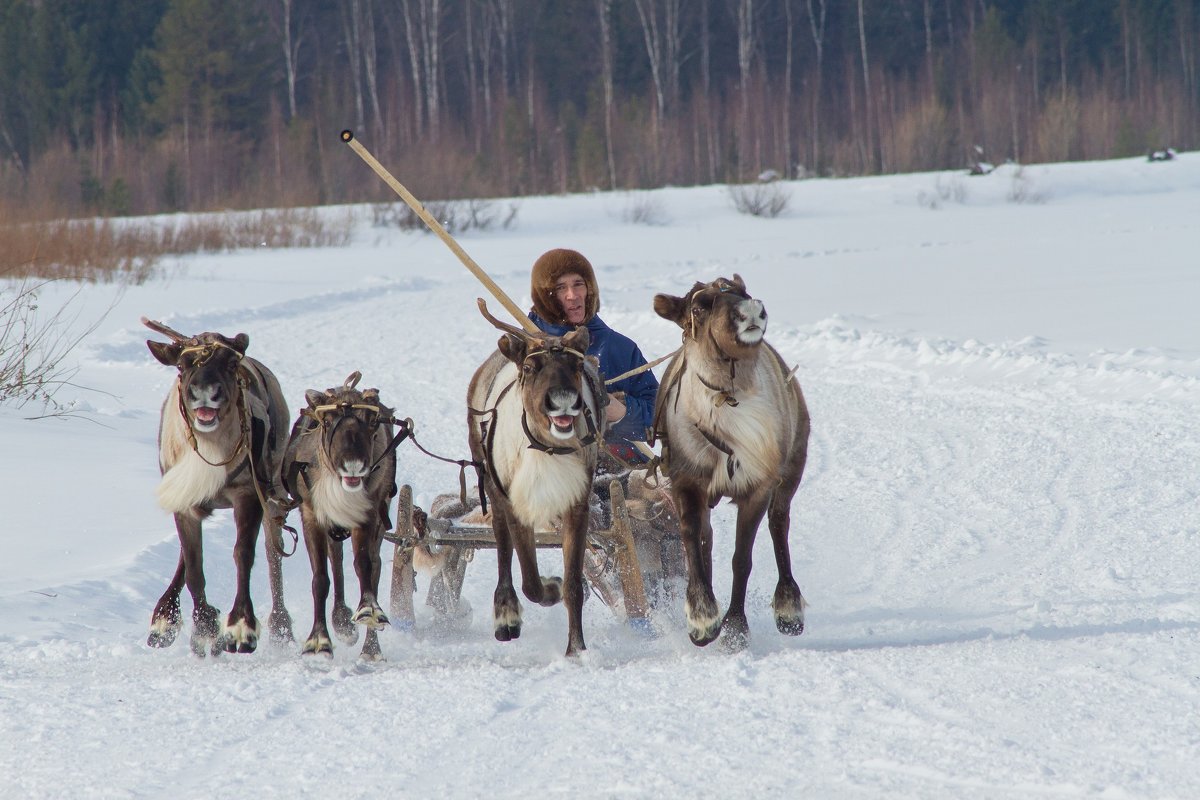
554,272,588,325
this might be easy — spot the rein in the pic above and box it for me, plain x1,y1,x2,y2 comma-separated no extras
468,351,604,512
175,344,295,555
300,400,406,474
175,341,251,469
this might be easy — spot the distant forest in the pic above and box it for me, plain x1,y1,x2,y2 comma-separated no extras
1,0,1197,217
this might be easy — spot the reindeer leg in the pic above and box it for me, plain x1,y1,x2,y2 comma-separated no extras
301,507,334,656
675,483,721,647
514,518,562,608
263,512,294,645
218,494,262,654
491,508,522,641
560,501,589,658
329,539,359,645
361,628,382,661
358,517,390,666
350,525,389,632
722,490,771,652
148,548,186,648
173,513,220,657
768,459,807,636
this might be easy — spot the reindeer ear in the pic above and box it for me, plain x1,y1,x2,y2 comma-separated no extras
147,340,182,366
564,325,591,353
232,333,250,354
653,294,688,328
305,389,325,409
730,274,747,294
497,333,527,365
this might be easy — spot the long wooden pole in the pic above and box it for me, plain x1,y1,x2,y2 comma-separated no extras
340,129,538,334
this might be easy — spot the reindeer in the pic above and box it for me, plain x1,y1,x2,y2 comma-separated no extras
283,372,400,660
651,275,810,649
467,300,606,657
144,318,293,656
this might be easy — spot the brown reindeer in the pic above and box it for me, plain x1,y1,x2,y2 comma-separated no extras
144,318,293,656
467,300,606,657
652,275,810,649
282,372,399,660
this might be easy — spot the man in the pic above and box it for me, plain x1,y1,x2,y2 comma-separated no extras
527,248,659,465
528,248,684,614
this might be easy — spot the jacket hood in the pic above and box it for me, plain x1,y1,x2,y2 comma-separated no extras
530,248,599,325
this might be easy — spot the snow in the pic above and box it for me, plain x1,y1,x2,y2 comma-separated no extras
2,155,1199,798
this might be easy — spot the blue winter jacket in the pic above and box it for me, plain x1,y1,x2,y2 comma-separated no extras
528,311,659,448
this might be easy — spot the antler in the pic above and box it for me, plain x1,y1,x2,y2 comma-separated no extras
141,316,189,343
343,371,362,389
477,298,537,342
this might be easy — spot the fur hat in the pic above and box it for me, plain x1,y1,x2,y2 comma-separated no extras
530,248,599,325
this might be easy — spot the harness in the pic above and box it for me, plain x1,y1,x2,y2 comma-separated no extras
173,340,280,518
284,387,408,541
648,278,798,489
468,343,604,510
285,384,484,537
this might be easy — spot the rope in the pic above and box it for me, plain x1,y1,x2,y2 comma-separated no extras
604,348,679,386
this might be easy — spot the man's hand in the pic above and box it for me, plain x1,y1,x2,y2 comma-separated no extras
606,391,627,423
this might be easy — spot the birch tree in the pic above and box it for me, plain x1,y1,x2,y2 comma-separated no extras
595,0,616,189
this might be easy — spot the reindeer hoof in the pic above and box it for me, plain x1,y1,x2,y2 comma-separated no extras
720,615,750,652
773,585,806,636
268,610,295,644
361,630,384,661
537,576,563,607
332,605,359,645
190,632,212,658
302,636,333,656
218,618,260,654
352,605,389,629
147,625,178,649
685,596,722,647
216,632,258,654
494,622,521,642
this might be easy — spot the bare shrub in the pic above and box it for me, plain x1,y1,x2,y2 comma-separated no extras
371,198,520,233
0,281,105,414
1006,166,1047,204
620,192,668,225
918,176,969,210
728,183,791,218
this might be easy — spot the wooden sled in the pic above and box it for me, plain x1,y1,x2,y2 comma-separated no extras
384,476,676,629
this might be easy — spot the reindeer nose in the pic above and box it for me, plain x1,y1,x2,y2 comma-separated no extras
546,388,581,414
190,383,222,403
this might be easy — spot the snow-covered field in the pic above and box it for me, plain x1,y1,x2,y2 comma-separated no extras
2,156,1198,798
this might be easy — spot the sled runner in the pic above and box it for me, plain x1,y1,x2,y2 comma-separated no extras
383,476,685,631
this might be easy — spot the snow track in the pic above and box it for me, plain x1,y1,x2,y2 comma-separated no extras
3,156,1199,797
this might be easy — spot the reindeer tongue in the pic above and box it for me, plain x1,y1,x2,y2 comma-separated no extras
551,415,574,431
195,407,218,424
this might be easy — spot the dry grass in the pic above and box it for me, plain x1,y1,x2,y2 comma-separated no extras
1,204,354,284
